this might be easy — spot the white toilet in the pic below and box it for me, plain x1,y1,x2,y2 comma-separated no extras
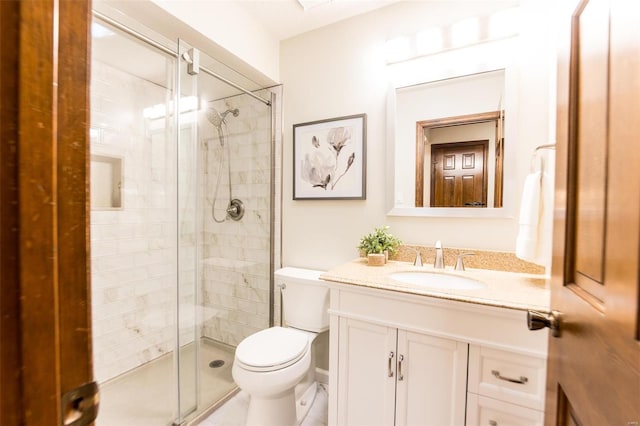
232,267,329,426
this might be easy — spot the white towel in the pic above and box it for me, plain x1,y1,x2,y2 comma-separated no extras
516,154,555,267
516,172,542,262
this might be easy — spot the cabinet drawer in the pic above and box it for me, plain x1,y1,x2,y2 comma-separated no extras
468,345,546,410
466,393,544,426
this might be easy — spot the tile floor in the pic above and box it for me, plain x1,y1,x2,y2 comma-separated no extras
97,339,235,426
200,383,329,426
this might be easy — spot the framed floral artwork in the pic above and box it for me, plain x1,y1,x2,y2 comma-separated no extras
293,113,367,200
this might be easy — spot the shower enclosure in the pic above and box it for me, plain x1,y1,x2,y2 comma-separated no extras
89,10,281,425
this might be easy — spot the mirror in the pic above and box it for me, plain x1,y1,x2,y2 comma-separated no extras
395,70,505,210
388,55,522,219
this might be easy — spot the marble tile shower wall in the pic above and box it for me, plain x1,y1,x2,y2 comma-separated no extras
90,61,177,383
200,87,282,346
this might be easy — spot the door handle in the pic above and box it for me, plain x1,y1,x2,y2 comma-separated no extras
61,381,99,426
388,351,394,377
527,310,561,337
397,354,404,381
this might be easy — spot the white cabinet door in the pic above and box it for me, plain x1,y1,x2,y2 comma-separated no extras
395,330,468,426
336,317,397,426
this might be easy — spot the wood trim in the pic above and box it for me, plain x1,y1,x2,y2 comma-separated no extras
415,122,425,206
0,1,23,424
416,111,502,129
493,115,504,208
563,0,588,292
414,111,502,208
18,0,62,422
1,1,93,423
57,0,93,394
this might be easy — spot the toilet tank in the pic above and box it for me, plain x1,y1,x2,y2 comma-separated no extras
275,267,329,333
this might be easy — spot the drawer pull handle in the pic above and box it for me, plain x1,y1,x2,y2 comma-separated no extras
398,354,404,381
388,352,394,377
491,369,528,384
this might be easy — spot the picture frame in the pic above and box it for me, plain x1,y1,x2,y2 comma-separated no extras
293,113,367,200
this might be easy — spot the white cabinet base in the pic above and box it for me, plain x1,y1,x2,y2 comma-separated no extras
327,282,548,425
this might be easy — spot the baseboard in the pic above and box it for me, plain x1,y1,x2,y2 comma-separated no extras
315,367,329,385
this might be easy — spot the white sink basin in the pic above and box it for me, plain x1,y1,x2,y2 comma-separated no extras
389,271,487,290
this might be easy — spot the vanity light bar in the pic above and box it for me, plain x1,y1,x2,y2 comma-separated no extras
385,7,519,64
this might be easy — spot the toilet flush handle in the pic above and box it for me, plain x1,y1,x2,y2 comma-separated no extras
279,283,286,326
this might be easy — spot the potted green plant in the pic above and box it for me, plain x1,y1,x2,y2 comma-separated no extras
358,226,402,265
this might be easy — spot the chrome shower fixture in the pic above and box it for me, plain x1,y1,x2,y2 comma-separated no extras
205,105,244,222
206,107,240,130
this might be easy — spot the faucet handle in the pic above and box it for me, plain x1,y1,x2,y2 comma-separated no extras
454,253,475,271
413,250,423,266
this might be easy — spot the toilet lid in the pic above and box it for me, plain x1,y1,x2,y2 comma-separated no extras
235,327,309,371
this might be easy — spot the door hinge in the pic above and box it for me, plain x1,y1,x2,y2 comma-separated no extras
61,381,99,426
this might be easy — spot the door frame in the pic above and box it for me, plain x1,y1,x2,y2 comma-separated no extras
415,110,503,207
0,1,93,424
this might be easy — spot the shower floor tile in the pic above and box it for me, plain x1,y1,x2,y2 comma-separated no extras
97,339,235,426
200,383,328,426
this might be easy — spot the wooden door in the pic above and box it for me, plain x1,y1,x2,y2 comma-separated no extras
336,318,397,426
0,1,95,425
394,331,468,426
546,0,640,424
431,140,488,207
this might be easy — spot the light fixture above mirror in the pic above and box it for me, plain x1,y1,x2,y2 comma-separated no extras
384,7,519,65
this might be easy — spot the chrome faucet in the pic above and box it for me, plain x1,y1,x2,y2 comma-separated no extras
433,240,444,269
454,253,475,271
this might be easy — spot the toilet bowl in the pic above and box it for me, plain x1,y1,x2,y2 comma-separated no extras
232,267,329,426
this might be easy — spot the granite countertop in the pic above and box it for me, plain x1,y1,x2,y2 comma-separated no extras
320,259,551,312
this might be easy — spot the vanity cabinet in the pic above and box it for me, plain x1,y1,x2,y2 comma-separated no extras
326,281,548,426
336,317,467,425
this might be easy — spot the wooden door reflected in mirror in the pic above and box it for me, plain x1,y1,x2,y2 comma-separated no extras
430,140,488,207
415,111,504,208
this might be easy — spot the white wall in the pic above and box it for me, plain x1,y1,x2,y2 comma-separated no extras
280,1,557,271
150,0,279,82
100,0,280,85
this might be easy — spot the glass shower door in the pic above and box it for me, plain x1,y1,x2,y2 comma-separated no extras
175,39,199,423
176,39,275,422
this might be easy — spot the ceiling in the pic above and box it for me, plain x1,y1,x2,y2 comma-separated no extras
232,0,401,41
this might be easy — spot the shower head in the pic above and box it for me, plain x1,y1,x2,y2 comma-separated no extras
206,107,239,130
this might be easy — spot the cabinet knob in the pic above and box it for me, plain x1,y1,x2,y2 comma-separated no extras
527,310,561,338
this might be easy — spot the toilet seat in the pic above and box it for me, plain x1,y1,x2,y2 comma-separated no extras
235,327,309,372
